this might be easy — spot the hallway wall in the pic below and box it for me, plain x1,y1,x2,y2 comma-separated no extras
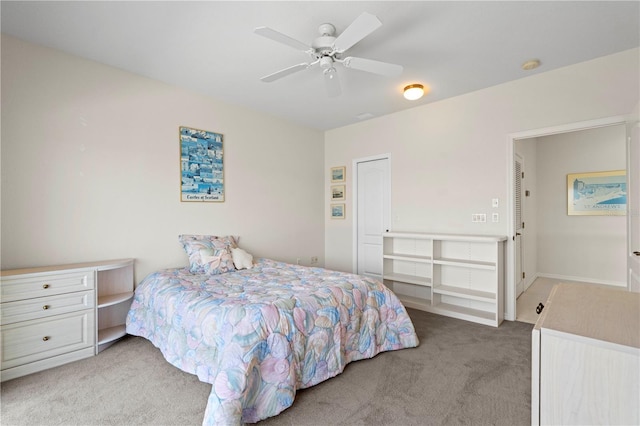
535,124,627,286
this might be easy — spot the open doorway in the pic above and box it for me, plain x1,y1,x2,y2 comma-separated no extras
506,116,629,322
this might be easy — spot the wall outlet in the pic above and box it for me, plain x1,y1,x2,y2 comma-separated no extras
310,256,319,264
492,213,499,223
472,214,487,223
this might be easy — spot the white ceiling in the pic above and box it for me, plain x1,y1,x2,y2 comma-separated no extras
2,1,639,130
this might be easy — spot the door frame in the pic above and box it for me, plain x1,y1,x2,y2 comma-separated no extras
351,153,392,274
628,121,640,292
505,115,627,321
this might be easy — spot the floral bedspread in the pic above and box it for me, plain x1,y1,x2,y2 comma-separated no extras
125,258,419,425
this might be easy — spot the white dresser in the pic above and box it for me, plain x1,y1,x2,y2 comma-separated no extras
1,259,134,381
531,283,640,425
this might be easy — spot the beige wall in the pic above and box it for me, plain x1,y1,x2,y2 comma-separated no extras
325,48,639,274
1,35,325,281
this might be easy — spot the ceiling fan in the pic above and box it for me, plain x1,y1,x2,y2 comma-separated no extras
254,12,403,97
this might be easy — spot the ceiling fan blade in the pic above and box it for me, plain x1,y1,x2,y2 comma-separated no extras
342,56,403,76
260,63,310,82
332,12,382,53
254,26,311,52
324,68,341,97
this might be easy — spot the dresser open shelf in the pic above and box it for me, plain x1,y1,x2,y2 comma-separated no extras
96,260,134,353
383,232,506,327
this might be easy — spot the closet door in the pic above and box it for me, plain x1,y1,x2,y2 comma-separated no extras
514,155,525,298
356,157,390,280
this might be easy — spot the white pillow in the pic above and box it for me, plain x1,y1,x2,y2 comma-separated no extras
199,248,222,270
231,247,253,270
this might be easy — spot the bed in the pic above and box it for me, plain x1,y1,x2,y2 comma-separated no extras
125,236,419,425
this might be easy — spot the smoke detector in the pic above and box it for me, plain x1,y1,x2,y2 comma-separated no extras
521,59,541,71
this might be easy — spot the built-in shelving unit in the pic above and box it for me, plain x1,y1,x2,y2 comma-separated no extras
383,232,506,327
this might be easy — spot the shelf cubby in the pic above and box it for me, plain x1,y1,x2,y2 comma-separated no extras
96,259,134,353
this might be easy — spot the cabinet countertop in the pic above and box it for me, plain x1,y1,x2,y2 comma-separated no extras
540,283,640,349
383,231,508,242
1,259,134,277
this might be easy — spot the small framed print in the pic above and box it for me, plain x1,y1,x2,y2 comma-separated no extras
331,166,346,183
331,184,345,201
331,203,345,219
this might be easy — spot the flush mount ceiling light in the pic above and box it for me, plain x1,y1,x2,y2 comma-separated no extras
521,59,541,71
403,84,424,100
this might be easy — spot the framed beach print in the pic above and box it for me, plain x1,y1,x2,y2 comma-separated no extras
567,170,626,215
331,184,345,201
331,203,345,219
331,166,346,183
179,126,224,202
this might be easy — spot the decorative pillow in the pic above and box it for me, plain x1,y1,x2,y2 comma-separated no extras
231,247,254,270
178,234,237,274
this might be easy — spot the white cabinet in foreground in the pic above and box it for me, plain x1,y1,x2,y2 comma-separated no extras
531,283,639,425
382,232,506,327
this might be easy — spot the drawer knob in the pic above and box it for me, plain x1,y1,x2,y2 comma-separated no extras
42,284,50,289
42,305,50,310
42,336,50,341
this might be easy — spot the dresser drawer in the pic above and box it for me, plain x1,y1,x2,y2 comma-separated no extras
0,290,94,325
1,270,94,302
0,309,95,370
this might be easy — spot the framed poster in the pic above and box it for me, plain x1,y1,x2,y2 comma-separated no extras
567,170,626,215
179,126,224,202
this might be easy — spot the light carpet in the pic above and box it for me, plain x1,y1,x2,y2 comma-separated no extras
1,309,533,425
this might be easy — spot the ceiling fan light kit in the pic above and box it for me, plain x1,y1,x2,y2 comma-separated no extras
255,12,403,97
403,84,424,100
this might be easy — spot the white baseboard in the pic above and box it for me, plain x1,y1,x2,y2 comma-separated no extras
536,272,626,288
